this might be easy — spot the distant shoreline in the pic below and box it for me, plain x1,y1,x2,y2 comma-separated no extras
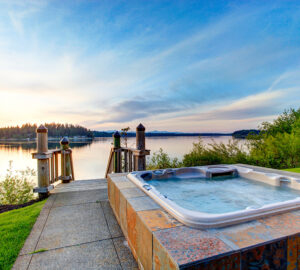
0,130,259,142
0,133,234,142
93,132,233,138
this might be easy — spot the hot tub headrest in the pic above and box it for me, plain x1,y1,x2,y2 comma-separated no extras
205,166,238,178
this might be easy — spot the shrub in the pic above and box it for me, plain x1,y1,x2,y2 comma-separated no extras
147,148,183,170
0,162,35,205
183,138,249,167
259,108,300,136
146,108,300,170
248,124,300,169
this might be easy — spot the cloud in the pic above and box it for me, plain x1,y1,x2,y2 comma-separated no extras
97,98,186,124
6,1,47,35
149,86,300,131
0,1,299,130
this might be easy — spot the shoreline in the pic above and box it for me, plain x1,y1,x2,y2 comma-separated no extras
0,134,235,143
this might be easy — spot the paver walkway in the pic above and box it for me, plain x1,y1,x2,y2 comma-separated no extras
13,179,138,270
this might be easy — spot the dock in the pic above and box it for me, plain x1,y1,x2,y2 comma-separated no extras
13,179,138,270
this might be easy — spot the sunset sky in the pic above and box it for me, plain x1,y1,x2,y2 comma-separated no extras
0,0,299,132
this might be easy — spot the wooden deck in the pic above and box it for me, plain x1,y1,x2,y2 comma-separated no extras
13,179,138,270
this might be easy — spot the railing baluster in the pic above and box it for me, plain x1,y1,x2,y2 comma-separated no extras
105,125,150,177
50,155,54,183
117,149,122,173
124,149,128,172
54,152,58,181
70,150,75,180
129,151,133,172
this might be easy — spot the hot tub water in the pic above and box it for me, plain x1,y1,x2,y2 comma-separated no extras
148,176,300,214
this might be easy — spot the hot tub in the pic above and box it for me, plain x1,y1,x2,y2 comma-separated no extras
128,165,300,228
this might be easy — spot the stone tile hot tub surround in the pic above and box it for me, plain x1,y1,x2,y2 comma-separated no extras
107,165,300,270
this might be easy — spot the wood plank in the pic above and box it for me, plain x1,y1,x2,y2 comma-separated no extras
70,150,75,180
124,150,128,172
61,151,65,178
117,151,122,173
50,156,54,183
54,152,59,181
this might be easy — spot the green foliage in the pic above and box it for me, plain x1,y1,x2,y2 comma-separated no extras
247,108,300,169
183,138,248,167
148,108,300,170
259,108,300,136
121,127,130,147
232,129,260,139
0,123,93,140
0,200,46,270
248,132,300,169
147,148,182,170
284,167,300,173
0,162,35,205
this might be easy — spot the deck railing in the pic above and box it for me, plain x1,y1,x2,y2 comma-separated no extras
105,124,150,177
32,125,75,198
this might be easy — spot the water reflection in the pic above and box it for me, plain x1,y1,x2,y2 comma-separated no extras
0,136,235,182
0,141,93,152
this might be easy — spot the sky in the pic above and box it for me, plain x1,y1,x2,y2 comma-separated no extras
0,0,300,132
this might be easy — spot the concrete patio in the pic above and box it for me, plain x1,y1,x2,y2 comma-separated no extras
13,179,138,270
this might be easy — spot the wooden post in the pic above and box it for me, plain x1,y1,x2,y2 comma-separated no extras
113,131,121,173
54,152,59,181
35,125,51,199
60,137,72,183
134,123,146,171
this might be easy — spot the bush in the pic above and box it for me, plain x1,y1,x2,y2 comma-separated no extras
183,138,249,167
183,108,300,169
259,108,300,136
147,148,183,170
146,108,300,170
248,120,300,169
0,162,35,205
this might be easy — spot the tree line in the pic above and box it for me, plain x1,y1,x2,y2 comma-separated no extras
0,123,93,139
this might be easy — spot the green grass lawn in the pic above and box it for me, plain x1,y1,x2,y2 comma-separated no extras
283,168,300,173
0,200,46,270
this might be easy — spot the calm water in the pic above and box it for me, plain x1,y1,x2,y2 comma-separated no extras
0,136,235,183
148,176,300,214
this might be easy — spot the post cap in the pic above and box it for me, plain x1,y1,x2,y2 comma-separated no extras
60,137,69,145
136,123,145,131
36,125,48,133
113,131,121,138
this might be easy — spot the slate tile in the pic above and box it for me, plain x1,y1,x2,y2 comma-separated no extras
121,187,146,199
127,196,160,212
138,209,182,232
153,235,179,270
126,203,138,260
287,234,298,270
136,214,153,270
215,220,282,249
258,213,300,237
154,226,232,266
241,239,287,270
181,252,241,270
